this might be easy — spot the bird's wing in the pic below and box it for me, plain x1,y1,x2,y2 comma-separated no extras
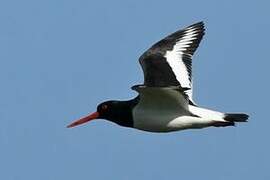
139,22,205,104
132,85,190,111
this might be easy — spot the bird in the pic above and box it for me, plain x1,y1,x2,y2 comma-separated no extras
67,21,249,132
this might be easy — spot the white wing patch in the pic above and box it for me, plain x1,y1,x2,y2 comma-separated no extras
164,27,201,102
165,51,190,89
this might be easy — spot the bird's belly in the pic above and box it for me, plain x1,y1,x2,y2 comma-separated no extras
133,114,175,132
133,107,192,132
131,87,211,132
133,109,212,133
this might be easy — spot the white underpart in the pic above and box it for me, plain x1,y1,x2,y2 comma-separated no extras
133,86,189,132
164,30,199,102
188,105,225,120
167,106,225,131
132,86,226,132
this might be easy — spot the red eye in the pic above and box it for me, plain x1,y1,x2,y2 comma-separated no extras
102,104,108,110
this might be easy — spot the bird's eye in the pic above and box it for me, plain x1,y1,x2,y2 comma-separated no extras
102,104,108,110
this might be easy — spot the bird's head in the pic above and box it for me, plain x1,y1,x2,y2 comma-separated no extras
67,101,117,128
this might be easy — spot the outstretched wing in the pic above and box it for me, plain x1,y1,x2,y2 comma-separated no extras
139,22,205,104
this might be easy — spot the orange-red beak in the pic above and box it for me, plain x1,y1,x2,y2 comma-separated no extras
67,112,100,128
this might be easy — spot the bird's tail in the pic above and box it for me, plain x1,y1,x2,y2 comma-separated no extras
223,113,249,122
211,113,249,127
188,105,249,127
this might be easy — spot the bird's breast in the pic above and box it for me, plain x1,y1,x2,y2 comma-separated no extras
131,86,190,132
132,101,188,132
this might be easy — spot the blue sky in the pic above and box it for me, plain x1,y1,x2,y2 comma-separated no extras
0,0,269,179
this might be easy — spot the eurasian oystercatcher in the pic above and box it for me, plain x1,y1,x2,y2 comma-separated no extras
67,22,248,132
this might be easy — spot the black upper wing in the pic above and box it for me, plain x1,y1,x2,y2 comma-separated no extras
138,22,205,103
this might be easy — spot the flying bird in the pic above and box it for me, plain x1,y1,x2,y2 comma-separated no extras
67,22,248,132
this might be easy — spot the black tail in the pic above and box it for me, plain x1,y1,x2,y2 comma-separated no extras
224,113,249,122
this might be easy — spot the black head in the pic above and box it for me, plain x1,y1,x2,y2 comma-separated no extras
96,101,118,120
67,99,136,128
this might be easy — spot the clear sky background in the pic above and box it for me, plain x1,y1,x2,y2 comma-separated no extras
0,0,269,179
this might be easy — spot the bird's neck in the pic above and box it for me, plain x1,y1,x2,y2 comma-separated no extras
107,97,139,128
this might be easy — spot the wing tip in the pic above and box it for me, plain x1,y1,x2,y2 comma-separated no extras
188,21,204,27
186,21,205,32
